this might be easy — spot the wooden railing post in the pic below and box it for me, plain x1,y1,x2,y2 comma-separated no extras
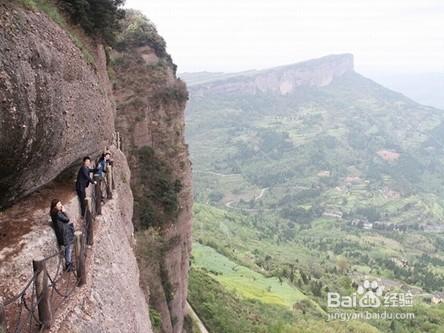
85,198,94,246
94,179,102,216
116,132,121,150
85,196,92,216
74,231,86,286
0,297,6,333
74,231,82,263
32,259,52,329
111,163,116,191
106,164,113,199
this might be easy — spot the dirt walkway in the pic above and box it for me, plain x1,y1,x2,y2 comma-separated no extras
0,179,76,261
0,176,85,306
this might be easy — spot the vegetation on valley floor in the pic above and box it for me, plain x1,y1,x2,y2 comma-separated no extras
187,71,444,332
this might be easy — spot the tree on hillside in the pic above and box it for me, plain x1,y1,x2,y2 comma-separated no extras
288,264,295,283
60,0,125,43
336,256,350,273
300,270,309,284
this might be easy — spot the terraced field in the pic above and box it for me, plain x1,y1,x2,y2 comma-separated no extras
192,242,310,309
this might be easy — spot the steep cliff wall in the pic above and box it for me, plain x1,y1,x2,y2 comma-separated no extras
54,149,153,333
111,11,193,333
0,4,192,333
0,2,114,207
189,53,354,96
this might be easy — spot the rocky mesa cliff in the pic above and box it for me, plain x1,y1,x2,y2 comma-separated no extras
0,2,192,333
186,53,354,96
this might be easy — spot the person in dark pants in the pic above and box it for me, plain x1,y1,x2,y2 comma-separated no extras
76,156,96,216
49,199,75,271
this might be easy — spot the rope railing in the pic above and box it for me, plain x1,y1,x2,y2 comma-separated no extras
0,133,123,333
0,249,73,333
1,179,103,333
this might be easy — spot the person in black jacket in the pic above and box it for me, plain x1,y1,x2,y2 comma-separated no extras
76,156,97,216
50,199,74,271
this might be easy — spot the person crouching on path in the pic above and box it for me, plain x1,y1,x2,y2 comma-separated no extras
76,156,97,216
50,199,74,271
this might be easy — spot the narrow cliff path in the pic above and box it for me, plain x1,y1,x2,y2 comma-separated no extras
0,178,78,297
53,149,152,333
186,301,209,333
0,179,75,258
55,192,152,332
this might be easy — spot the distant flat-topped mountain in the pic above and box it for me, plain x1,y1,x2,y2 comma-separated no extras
181,54,354,95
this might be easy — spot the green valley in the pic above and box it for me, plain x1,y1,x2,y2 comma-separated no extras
184,54,444,332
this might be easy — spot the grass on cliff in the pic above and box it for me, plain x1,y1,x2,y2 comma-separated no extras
17,0,95,65
149,308,162,330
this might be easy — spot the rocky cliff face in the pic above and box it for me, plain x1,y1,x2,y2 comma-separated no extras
0,147,153,333
55,149,153,333
111,11,192,333
0,3,192,333
0,2,114,208
189,53,354,95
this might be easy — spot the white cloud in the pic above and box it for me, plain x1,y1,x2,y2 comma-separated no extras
125,0,444,74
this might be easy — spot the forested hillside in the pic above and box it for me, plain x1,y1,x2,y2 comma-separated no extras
185,55,444,333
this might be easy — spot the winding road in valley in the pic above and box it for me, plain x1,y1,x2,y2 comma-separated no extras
193,170,241,177
225,187,269,211
196,169,309,211
254,187,268,201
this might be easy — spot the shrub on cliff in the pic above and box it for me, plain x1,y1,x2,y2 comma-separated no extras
115,10,173,64
154,83,189,105
136,146,182,229
60,0,125,43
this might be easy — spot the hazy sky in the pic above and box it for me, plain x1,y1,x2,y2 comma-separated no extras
125,0,444,74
